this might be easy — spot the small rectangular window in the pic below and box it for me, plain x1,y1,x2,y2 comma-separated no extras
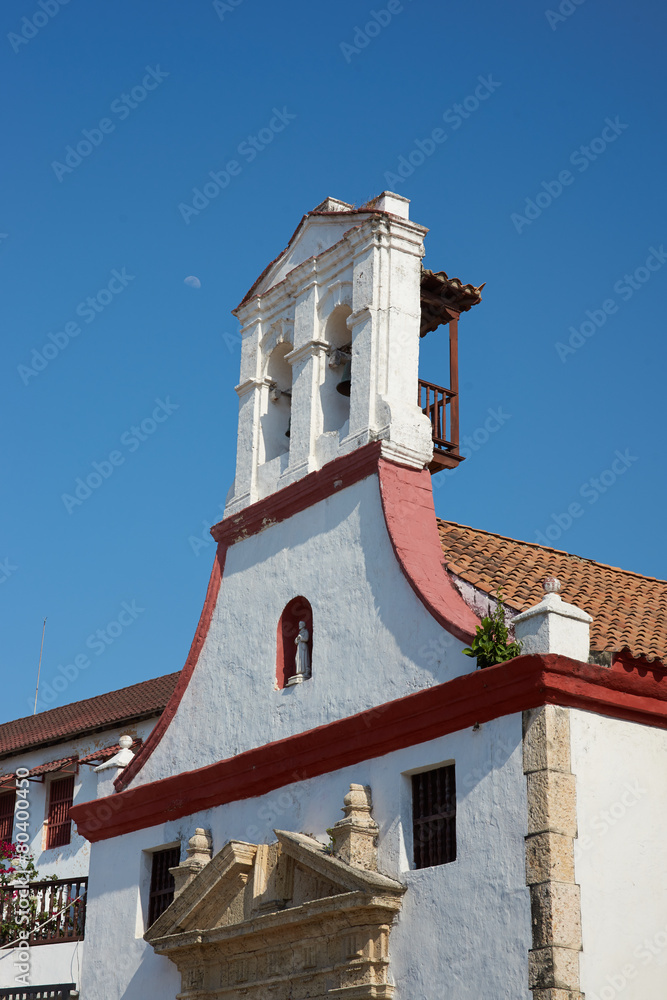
147,846,180,926
0,789,16,841
46,774,75,849
411,763,456,868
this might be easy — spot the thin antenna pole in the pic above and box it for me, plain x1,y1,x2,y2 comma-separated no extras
33,618,47,715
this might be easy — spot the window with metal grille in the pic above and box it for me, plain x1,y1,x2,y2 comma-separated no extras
147,846,180,927
0,790,15,842
46,775,74,850
411,764,456,868
0,986,76,1000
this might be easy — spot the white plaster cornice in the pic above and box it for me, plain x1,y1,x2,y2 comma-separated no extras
235,376,273,398
347,306,373,330
379,439,432,470
285,340,329,365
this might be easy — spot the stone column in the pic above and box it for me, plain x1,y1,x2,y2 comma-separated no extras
283,340,329,483
346,216,432,468
524,705,583,1000
227,375,273,513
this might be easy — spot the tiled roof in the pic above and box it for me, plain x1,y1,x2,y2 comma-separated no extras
0,674,179,760
438,520,667,663
0,754,79,788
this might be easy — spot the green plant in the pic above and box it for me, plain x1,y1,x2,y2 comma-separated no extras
463,588,523,669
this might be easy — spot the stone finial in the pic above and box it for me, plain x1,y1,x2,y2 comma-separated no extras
170,828,213,899
512,580,592,662
330,784,379,871
93,735,135,772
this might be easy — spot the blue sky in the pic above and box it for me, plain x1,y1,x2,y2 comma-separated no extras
1,0,665,724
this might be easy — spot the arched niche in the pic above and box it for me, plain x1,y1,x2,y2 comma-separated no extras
321,305,352,434
276,596,313,689
262,342,292,462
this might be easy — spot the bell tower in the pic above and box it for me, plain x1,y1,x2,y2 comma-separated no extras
225,192,482,516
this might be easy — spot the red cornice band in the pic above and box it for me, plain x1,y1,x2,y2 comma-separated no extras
211,442,382,545
73,654,667,843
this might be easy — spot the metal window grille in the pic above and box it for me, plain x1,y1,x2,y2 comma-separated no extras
147,846,180,927
0,986,76,999
46,775,74,850
0,789,15,842
411,764,456,868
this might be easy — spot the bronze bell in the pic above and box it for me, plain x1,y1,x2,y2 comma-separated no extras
336,359,352,397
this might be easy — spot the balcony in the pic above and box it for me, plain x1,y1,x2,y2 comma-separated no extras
0,877,87,948
418,378,463,472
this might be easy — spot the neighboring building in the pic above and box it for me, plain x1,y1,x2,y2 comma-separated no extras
0,673,178,999
59,192,667,1000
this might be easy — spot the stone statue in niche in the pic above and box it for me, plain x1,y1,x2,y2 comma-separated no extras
287,621,310,685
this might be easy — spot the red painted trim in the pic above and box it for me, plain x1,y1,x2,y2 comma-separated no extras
114,545,226,791
377,458,479,644
72,654,667,842
276,597,313,689
211,442,382,546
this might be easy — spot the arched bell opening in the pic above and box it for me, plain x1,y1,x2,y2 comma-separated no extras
276,596,313,689
262,342,293,462
321,305,352,434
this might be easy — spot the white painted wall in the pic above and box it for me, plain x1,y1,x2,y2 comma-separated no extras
0,940,82,994
81,714,531,1000
570,710,667,1000
134,475,473,786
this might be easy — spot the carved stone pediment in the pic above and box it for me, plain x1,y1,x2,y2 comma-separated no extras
146,825,405,999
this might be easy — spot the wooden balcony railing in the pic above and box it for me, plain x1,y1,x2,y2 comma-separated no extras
418,378,463,472
0,878,87,948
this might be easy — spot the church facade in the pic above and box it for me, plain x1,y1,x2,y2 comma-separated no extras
68,194,667,1000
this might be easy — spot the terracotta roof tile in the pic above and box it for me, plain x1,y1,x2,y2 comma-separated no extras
0,673,179,760
438,520,667,663
27,755,79,776
0,754,79,788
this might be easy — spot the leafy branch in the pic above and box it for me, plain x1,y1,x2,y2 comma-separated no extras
0,841,58,946
463,588,522,669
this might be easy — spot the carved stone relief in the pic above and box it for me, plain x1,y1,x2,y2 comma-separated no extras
146,785,404,999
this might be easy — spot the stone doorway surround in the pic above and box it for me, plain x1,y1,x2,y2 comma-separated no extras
145,784,405,999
